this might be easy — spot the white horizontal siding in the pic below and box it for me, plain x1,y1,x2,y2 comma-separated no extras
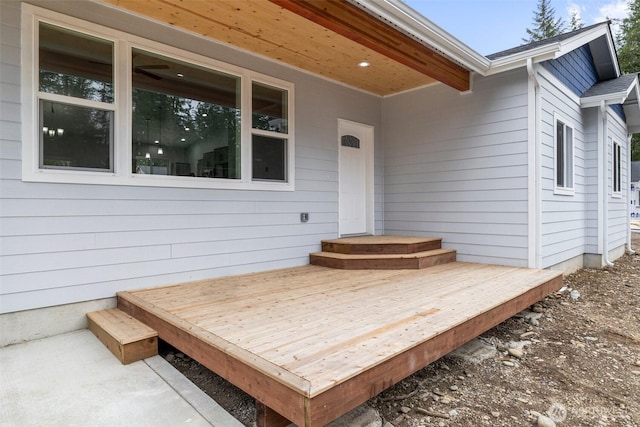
382,69,530,267
539,68,631,266
607,113,629,252
582,108,600,254
538,72,589,268
0,1,382,313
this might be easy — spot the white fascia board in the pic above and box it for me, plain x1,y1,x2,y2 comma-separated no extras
582,93,629,107
554,25,610,59
630,78,640,105
353,0,490,73
487,45,559,75
623,83,640,130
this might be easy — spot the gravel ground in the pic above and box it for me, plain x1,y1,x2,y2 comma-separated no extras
162,233,640,427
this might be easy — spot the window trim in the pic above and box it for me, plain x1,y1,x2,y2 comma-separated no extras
612,141,622,198
22,5,295,191
553,113,575,196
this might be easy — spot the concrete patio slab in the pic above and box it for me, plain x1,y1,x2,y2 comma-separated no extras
0,329,242,427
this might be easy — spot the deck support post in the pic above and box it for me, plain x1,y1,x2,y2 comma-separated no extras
256,402,293,427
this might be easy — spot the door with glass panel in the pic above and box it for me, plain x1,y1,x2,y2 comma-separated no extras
338,119,373,236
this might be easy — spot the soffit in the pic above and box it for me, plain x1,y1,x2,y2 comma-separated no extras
101,0,471,95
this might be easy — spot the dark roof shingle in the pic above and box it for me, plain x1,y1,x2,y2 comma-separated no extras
581,74,638,99
487,22,608,60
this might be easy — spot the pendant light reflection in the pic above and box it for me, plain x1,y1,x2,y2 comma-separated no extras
42,127,65,137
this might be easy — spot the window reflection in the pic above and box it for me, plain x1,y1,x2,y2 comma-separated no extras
131,49,241,179
39,23,114,103
40,100,113,170
252,82,288,133
253,135,286,181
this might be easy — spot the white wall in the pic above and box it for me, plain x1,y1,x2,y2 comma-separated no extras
607,113,630,252
538,70,630,268
538,71,590,268
382,70,531,267
0,1,383,314
583,108,600,255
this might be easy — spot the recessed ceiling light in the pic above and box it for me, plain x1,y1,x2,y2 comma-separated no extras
154,140,159,144
177,73,184,77
181,138,186,142
202,113,208,117
358,61,370,68
184,127,190,131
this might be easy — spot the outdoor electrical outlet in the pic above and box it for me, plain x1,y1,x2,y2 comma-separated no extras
300,212,309,223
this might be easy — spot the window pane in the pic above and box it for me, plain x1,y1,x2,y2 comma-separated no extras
565,126,573,188
618,145,622,191
556,121,565,187
39,23,113,103
614,143,621,192
252,135,286,181
131,49,240,179
40,100,112,170
252,82,288,133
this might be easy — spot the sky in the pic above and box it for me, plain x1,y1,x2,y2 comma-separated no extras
404,0,630,56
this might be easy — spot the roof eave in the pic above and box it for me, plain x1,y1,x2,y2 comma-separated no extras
354,0,490,74
487,44,559,75
486,24,616,76
581,75,640,108
624,80,640,132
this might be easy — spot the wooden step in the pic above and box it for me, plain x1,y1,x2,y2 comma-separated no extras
309,248,456,270
321,236,442,255
87,308,158,365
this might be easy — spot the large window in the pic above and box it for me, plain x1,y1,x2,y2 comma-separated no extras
131,49,241,180
613,141,621,195
38,23,114,171
555,117,574,194
24,6,294,190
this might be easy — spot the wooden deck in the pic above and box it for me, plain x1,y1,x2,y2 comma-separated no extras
118,261,562,426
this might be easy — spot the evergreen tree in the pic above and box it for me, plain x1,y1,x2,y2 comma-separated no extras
617,0,640,161
569,8,584,31
618,0,640,72
523,0,566,43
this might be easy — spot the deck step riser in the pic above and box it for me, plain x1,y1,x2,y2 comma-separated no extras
322,240,441,255
87,308,158,365
310,250,456,270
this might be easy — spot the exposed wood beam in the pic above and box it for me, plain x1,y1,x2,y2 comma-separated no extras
268,0,471,92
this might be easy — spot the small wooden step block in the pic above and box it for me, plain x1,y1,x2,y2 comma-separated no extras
87,308,158,365
310,248,456,270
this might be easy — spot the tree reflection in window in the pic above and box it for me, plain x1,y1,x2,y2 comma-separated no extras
38,23,114,171
39,23,113,103
131,49,241,179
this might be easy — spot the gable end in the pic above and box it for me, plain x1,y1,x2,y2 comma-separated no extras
541,45,598,96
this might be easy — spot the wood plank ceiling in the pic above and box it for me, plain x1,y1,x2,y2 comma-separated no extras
103,0,471,95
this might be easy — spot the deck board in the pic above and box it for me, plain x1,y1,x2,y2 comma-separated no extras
118,261,562,426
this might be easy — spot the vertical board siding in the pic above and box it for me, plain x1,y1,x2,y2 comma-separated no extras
0,1,383,313
382,70,530,267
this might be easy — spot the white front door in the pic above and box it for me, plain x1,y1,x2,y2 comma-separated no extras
338,119,373,236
